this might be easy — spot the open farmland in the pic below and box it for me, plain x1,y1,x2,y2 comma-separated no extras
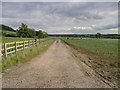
2,36,119,88
2,1,119,88
3,40,113,88
63,38,118,60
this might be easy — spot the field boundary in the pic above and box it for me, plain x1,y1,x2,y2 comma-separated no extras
1,39,46,58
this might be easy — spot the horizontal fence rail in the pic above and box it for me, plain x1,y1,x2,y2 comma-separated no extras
1,39,46,58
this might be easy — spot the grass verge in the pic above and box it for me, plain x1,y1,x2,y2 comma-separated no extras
2,39,54,71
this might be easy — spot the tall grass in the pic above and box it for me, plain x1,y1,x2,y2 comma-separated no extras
2,39,54,71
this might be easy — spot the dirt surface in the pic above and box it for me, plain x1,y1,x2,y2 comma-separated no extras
3,40,111,88
69,44,118,88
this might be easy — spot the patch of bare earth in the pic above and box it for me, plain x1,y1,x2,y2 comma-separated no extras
68,44,118,88
3,40,112,88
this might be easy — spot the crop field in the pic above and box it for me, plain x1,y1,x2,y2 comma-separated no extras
63,38,118,60
2,37,35,43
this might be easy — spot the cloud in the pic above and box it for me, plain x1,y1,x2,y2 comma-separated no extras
2,0,119,2
72,26,93,30
66,23,118,34
94,24,118,31
2,2,118,34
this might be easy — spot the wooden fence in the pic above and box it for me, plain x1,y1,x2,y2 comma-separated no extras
1,39,45,58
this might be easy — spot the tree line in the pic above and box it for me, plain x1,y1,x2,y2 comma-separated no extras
1,23,48,38
49,33,119,39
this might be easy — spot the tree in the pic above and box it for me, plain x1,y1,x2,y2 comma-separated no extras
27,28,36,38
17,23,48,38
36,30,43,38
43,31,48,38
17,23,28,37
96,33,102,38
17,23,36,38
36,30,48,38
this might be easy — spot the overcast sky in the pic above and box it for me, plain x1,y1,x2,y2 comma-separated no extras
2,2,118,34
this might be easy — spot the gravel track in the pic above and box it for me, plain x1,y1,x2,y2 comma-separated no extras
2,40,111,88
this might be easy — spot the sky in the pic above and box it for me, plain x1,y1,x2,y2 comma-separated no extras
1,1,118,34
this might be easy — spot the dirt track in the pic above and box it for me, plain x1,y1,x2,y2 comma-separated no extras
2,40,111,88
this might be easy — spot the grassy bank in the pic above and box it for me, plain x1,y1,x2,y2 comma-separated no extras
2,39,54,71
62,38,118,60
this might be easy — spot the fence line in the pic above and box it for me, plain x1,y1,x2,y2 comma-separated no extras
1,39,45,58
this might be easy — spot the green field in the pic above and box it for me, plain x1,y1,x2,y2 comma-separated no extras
2,37,35,43
63,38,118,60
2,30,16,35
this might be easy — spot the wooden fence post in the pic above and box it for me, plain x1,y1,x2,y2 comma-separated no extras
39,39,40,44
15,42,17,53
35,39,37,46
32,40,34,46
23,41,25,49
28,40,30,47
4,43,7,58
